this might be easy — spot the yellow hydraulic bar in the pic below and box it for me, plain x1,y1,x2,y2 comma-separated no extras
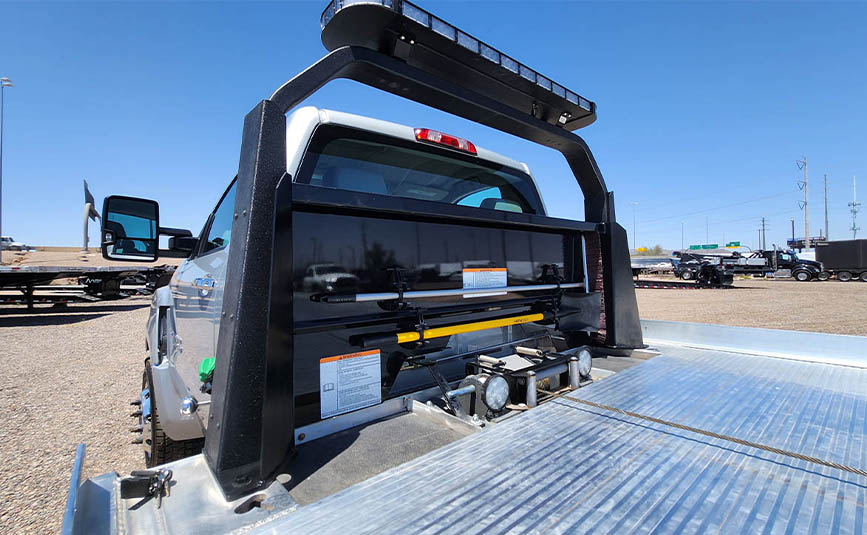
395,313,546,344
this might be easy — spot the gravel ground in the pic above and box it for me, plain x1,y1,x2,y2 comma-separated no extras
637,277,867,335
0,298,149,534
1,250,182,267
1,276,866,533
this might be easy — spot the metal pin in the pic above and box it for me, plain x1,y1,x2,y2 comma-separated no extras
568,356,580,389
526,371,537,408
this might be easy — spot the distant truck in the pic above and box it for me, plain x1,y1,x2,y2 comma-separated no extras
630,257,674,277
815,239,867,282
673,249,826,281
0,236,27,251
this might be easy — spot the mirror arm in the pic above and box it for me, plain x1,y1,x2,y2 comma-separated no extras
159,227,193,238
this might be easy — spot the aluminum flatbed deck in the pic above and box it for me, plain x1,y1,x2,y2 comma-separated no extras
264,325,867,534
67,321,867,534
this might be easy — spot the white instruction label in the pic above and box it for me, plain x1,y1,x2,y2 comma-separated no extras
462,267,507,298
320,349,382,419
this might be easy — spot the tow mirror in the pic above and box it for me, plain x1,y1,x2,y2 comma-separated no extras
101,196,159,262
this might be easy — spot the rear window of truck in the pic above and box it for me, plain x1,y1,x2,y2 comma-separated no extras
295,125,544,214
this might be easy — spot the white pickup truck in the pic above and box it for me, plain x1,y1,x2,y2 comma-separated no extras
0,235,27,251
63,2,867,534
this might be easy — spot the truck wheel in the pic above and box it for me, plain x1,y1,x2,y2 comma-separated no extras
143,361,204,467
793,270,811,282
837,271,853,282
817,271,831,281
681,270,694,281
860,272,867,282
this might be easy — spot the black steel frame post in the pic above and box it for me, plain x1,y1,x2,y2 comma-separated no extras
203,100,293,500
600,193,643,347
205,44,643,499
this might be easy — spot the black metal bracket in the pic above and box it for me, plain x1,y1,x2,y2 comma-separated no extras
412,307,428,347
539,263,565,331
385,267,411,310
120,469,173,509
424,362,467,419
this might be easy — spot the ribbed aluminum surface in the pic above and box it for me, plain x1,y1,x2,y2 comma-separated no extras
268,344,867,534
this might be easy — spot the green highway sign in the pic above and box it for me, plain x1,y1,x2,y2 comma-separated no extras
689,245,701,250
726,241,741,247
701,244,719,249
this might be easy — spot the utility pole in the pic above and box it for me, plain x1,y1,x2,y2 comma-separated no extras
824,174,829,240
0,77,13,262
850,175,861,239
790,218,795,246
761,217,766,251
797,156,810,249
680,222,684,251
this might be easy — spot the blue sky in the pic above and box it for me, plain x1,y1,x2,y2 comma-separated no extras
1,1,865,249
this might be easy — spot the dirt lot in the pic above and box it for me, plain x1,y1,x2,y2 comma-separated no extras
1,249,182,268
0,250,171,534
636,277,867,336
1,273,866,533
0,299,149,534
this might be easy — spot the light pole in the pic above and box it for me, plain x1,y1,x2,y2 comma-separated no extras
0,77,13,262
631,201,637,252
681,222,684,251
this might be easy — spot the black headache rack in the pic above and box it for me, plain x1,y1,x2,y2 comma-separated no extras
206,0,642,500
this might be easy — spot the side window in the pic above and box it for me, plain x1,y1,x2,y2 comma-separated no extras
457,187,524,213
202,182,237,255
457,187,500,208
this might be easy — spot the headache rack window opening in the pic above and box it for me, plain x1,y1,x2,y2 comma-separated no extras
294,124,545,215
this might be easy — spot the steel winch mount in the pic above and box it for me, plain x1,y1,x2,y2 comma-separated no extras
411,332,595,422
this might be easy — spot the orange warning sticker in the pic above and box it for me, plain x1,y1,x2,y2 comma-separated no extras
462,267,508,291
319,349,380,364
320,349,381,419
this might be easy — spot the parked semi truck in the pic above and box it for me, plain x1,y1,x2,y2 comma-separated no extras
815,239,867,281
62,2,867,533
674,249,826,281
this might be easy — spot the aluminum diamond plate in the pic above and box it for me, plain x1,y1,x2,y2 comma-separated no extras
266,344,867,534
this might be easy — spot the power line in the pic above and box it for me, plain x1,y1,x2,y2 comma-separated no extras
639,190,795,225
637,208,797,235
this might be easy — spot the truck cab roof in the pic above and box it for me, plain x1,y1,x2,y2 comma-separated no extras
285,106,546,214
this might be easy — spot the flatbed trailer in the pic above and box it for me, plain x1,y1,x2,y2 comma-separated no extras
0,265,173,308
633,278,732,289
